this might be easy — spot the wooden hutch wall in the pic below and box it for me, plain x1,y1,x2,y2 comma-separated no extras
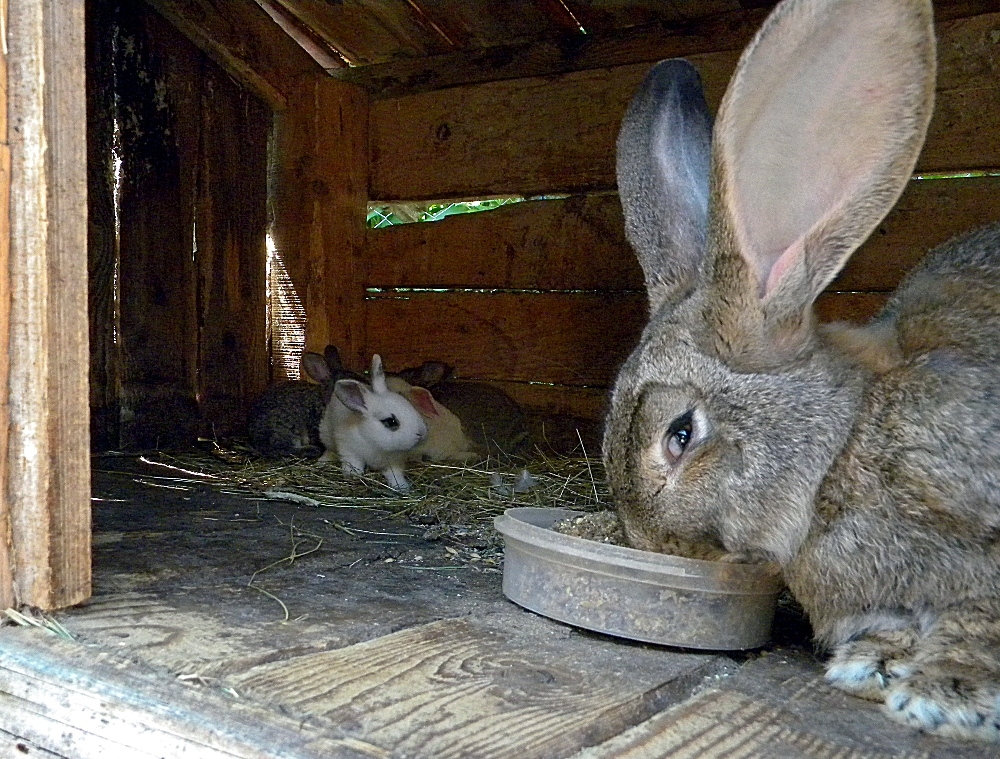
91,1,1000,448
87,0,278,450
358,5,1000,427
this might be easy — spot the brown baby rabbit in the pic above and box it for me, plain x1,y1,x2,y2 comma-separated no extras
605,0,1000,742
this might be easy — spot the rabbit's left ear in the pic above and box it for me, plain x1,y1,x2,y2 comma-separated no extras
711,0,935,334
301,352,330,383
370,354,388,393
617,58,713,312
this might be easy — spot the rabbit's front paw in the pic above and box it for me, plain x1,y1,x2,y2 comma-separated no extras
884,668,1000,742
825,629,918,701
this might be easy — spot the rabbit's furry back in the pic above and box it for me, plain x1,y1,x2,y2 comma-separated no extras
605,0,1000,741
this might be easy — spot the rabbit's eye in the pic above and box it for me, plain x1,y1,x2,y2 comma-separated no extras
381,415,400,430
662,410,694,464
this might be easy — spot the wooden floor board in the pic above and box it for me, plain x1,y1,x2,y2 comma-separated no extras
573,652,986,759
222,616,727,759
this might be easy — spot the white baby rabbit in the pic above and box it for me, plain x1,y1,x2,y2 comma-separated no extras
318,355,427,492
385,376,478,462
606,0,1000,742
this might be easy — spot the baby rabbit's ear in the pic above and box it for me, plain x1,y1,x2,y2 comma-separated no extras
370,354,388,393
711,0,935,334
335,379,369,413
408,387,441,419
301,352,330,383
324,345,344,371
617,59,712,312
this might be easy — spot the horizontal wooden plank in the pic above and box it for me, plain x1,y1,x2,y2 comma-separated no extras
368,175,1000,296
493,381,610,420
836,176,1000,291
340,7,771,98
228,617,724,759
366,193,643,290
367,291,647,386
370,12,1000,200
0,629,376,759
340,1,1000,99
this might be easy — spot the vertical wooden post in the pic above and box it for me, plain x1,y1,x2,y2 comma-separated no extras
0,0,13,609
6,0,90,609
270,75,369,372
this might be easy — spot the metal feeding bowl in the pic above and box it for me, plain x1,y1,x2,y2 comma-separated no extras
494,507,784,650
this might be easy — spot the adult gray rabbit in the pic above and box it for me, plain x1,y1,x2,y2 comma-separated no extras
604,0,1000,742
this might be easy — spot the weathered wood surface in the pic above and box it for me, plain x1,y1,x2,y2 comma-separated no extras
114,4,201,450
364,174,999,413
228,616,724,759
6,464,980,758
193,62,270,436
367,194,644,291
368,178,1000,293
41,0,92,611
0,0,14,609
85,0,122,451
576,651,987,759
368,291,647,386
11,462,731,758
339,6,770,98
370,12,1000,200
6,0,91,609
94,3,271,446
0,628,389,759
269,76,370,370
142,0,322,110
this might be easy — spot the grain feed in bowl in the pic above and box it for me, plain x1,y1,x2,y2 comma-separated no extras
552,510,727,561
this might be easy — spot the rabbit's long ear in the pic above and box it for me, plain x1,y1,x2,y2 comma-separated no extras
301,352,330,383
370,354,388,393
711,0,935,343
617,59,713,311
335,380,369,412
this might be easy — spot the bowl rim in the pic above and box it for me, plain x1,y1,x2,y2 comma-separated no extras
495,506,784,594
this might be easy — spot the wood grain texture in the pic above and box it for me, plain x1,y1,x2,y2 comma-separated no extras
193,63,270,436
339,6,771,98
370,12,1000,200
369,54,736,200
6,0,91,609
576,688,921,759
0,0,13,610
834,176,1000,290
142,0,322,110
41,0,91,609
105,4,271,445
269,75,370,369
115,5,201,450
367,193,644,290
367,178,1000,294
0,628,389,759
368,291,646,386
229,617,723,759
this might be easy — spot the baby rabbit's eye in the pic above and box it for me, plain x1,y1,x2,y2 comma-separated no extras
662,410,694,464
381,415,400,430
